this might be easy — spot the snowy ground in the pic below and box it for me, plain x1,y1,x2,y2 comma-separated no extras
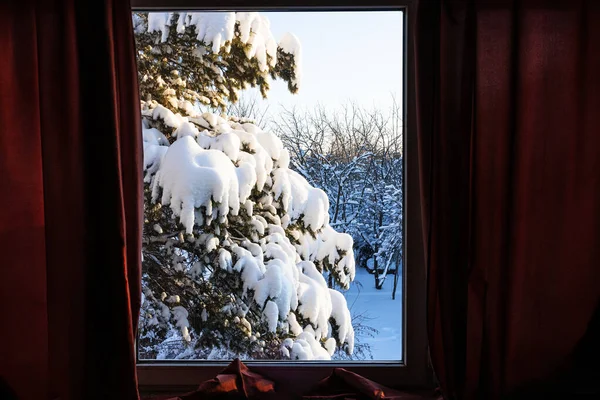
342,265,403,361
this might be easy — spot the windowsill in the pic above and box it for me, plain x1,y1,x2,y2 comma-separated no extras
138,361,436,398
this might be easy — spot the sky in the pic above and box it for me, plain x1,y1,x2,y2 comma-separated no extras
242,11,404,116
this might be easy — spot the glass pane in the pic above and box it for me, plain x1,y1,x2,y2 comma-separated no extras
135,10,404,362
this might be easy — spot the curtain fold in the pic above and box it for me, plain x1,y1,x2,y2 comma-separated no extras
0,1,142,399
416,0,600,399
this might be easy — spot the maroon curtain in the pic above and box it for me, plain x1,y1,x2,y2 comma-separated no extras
0,1,142,399
416,0,600,399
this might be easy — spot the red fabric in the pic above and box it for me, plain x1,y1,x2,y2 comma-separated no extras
147,360,439,400
416,1,600,399
303,368,440,400
163,359,278,400
0,1,142,399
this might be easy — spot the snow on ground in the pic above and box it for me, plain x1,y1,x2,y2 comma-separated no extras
342,263,403,361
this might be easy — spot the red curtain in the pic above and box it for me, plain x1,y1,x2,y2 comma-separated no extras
0,1,142,399
416,0,600,399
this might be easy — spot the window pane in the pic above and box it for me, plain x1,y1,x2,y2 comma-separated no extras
135,10,404,362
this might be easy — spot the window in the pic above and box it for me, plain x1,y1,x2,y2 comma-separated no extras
133,0,427,394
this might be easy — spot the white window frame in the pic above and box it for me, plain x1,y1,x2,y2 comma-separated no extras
131,0,429,395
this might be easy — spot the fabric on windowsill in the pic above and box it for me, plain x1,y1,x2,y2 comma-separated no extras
303,368,441,400
164,359,277,400
142,359,440,400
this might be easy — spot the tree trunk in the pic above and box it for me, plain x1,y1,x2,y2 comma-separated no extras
392,252,400,300
373,255,379,289
374,210,384,290
332,184,342,223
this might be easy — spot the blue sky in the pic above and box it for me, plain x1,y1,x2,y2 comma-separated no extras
244,11,404,114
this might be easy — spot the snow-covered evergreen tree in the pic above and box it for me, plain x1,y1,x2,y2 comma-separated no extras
133,12,300,112
135,12,356,361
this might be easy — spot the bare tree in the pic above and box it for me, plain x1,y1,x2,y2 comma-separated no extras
272,98,404,292
225,93,271,129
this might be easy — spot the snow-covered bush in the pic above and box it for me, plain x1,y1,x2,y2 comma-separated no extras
135,12,356,360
